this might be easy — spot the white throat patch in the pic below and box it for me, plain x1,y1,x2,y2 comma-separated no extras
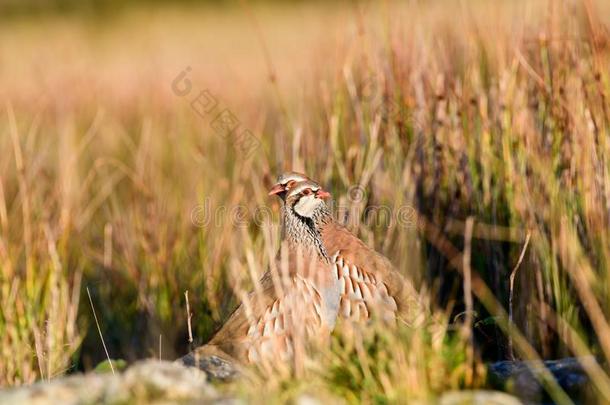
293,195,320,218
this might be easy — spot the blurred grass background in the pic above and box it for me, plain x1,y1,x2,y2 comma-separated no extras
1,0,610,402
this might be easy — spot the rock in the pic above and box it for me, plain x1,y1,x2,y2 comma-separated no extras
438,390,522,404
0,360,229,405
180,353,240,382
488,357,593,403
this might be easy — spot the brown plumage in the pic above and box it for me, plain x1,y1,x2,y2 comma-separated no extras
195,257,330,364
181,181,340,377
321,220,420,323
271,173,423,325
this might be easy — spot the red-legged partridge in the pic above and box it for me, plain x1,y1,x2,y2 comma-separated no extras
271,173,422,325
182,181,340,376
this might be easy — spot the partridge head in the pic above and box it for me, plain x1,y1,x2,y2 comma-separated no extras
284,180,331,219
268,172,312,201
281,181,332,263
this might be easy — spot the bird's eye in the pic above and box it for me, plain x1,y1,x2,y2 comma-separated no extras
302,188,312,195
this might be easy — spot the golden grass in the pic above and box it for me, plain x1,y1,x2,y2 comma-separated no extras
1,0,610,402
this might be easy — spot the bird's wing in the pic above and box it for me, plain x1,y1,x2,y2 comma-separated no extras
322,221,424,325
331,250,397,322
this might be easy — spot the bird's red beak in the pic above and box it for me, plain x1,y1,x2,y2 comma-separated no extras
316,189,331,200
268,183,285,196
